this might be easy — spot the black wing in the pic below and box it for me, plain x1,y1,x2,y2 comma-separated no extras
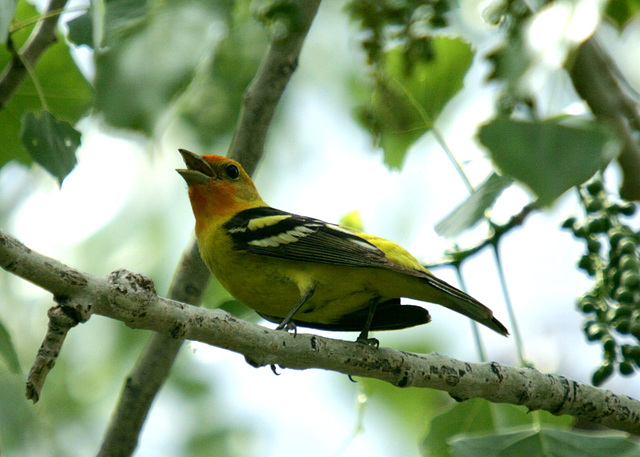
224,206,398,269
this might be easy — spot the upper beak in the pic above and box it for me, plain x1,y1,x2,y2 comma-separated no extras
177,149,216,185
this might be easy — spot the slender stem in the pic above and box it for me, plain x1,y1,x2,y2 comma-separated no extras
491,243,526,365
389,76,474,193
454,264,487,362
9,6,88,34
431,126,474,194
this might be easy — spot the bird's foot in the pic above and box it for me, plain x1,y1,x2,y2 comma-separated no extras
356,335,379,348
275,320,297,336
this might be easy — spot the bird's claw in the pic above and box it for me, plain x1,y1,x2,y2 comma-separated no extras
276,321,297,336
356,336,379,348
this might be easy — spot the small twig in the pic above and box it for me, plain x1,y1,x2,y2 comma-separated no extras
491,244,527,365
26,303,83,402
0,0,69,110
426,202,538,269
568,36,640,201
2,228,640,435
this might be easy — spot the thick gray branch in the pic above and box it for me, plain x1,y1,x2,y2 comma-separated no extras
1,229,640,436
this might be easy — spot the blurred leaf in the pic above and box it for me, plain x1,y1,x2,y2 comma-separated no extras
20,110,80,184
422,398,573,457
102,0,149,45
0,0,17,43
176,7,266,145
0,3,92,169
478,118,621,205
67,11,93,47
358,37,473,169
435,173,513,238
423,398,498,457
0,319,20,373
606,0,640,30
450,428,640,457
187,427,255,457
486,40,529,90
340,210,364,231
346,0,451,64
94,0,231,134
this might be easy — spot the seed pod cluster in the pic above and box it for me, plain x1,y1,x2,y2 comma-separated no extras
562,175,640,386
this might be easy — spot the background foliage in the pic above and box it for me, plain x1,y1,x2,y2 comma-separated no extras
1,0,640,456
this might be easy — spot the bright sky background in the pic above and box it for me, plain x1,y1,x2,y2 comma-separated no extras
2,1,640,456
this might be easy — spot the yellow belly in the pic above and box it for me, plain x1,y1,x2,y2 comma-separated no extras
199,231,409,324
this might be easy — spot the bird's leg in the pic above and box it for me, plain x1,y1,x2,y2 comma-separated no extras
276,288,315,332
356,297,380,348
271,289,315,375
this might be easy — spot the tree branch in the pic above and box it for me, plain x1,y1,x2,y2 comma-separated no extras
0,0,69,110
2,228,640,435
97,1,321,455
568,36,640,201
227,0,321,174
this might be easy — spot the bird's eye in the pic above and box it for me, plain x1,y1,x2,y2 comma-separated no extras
225,164,240,179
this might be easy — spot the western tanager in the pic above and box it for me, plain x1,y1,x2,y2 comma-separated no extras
177,149,508,344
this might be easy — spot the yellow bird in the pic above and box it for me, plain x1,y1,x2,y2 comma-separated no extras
177,149,508,344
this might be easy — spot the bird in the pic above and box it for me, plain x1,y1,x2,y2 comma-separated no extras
177,149,508,345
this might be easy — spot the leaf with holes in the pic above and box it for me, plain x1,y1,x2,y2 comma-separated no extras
20,110,81,184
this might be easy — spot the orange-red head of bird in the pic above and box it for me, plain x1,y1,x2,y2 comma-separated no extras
177,149,265,234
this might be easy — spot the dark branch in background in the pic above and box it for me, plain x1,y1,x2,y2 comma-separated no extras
568,37,640,201
2,229,640,436
97,2,321,456
0,0,69,109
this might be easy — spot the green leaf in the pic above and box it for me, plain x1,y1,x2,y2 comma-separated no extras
423,398,498,457
422,398,573,457
435,173,513,238
67,11,93,47
94,0,227,134
0,319,20,373
486,39,529,90
606,0,640,30
0,2,92,170
0,0,18,43
451,428,640,457
358,36,473,169
101,0,149,46
20,110,80,184
478,118,621,205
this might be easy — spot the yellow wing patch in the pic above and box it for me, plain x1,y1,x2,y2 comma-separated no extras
358,233,426,272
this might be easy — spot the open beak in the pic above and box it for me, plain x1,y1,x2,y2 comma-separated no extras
177,149,216,185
